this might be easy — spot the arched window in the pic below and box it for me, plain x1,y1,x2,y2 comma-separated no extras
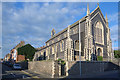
55,43,58,52
52,45,54,54
95,21,104,44
46,48,48,56
97,48,102,56
75,40,79,51
60,40,64,52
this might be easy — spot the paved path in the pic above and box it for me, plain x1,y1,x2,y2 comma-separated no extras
22,70,52,78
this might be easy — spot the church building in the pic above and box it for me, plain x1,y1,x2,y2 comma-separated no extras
33,4,113,61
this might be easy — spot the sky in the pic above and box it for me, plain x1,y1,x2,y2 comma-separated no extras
1,2,118,58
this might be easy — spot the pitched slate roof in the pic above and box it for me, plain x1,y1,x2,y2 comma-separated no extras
46,6,106,43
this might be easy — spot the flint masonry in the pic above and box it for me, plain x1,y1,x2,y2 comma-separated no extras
33,4,113,61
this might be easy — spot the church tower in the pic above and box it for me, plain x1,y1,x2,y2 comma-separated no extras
65,25,74,61
84,3,94,60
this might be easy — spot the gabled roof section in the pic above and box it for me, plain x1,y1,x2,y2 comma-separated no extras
46,15,86,43
90,6,106,23
46,6,106,43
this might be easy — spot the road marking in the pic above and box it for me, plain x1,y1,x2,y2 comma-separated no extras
22,75,25,79
21,70,39,78
10,73,16,77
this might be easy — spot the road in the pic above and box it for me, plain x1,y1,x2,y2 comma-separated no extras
1,62,120,80
1,63,32,79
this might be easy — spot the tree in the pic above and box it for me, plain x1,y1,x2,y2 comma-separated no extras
17,44,37,61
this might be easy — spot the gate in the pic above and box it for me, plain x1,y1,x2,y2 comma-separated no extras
61,64,66,76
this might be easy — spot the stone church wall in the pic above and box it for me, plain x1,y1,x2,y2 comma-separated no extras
91,10,108,58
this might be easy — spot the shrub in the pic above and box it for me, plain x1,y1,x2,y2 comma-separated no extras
97,56,103,61
86,59,89,61
114,50,120,58
57,59,66,65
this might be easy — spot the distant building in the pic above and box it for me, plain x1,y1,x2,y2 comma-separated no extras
4,41,25,62
14,41,25,49
4,53,11,61
16,55,25,62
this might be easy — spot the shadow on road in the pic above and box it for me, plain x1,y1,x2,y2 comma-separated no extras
2,64,31,80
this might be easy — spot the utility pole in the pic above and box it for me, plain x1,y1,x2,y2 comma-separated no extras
79,20,81,76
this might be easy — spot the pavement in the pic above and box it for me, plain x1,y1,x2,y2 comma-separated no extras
64,70,120,79
22,70,51,78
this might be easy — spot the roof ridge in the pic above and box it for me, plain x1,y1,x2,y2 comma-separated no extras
90,6,99,15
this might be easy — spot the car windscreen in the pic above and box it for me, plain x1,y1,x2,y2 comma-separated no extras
14,64,20,66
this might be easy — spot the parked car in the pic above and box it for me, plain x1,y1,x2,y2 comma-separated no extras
3,61,13,67
4,61,10,65
13,64,22,70
8,62,13,67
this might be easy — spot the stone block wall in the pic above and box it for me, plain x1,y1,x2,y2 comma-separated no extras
28,60,53,77
66,61,120,76
67,61,80,75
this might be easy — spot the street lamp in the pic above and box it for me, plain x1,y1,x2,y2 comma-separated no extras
112,40,117,61
79,20,81,76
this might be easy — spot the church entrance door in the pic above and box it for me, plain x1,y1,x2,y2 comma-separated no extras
97,48,102,56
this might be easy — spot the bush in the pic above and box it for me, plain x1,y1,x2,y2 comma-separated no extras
57,59,66,65
61,60,66,65
114,50,120,58
86,59,89,61
97,56,103,61
57,59,62,62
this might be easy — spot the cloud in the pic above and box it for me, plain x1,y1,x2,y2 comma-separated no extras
107,13,118,23
110,24,118,50
2,2,88,58
107,12,118,50
110,25,118,40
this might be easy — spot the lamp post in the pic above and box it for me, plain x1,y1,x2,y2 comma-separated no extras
111,40,116,61
79,20,81,76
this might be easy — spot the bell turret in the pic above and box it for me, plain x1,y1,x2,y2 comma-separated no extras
51,28,55,37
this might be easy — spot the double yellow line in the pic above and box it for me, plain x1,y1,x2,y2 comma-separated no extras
21,70,39,79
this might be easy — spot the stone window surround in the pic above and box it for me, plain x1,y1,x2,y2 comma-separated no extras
94,20,104,45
